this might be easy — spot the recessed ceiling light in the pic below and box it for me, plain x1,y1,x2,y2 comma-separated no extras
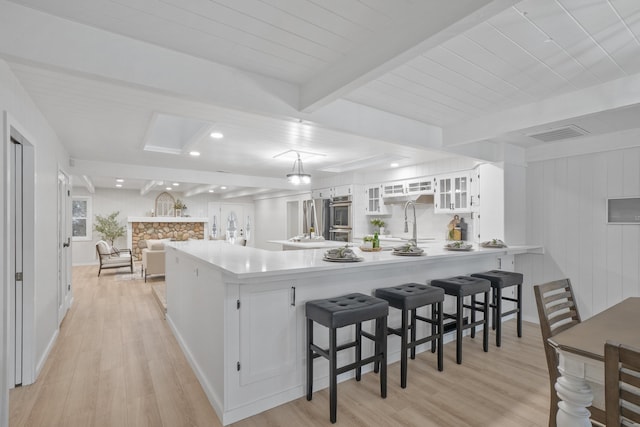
173,182,179,186
390,162,399,168
166,187,172,190
210,132,224,139
189,151,200,156
115,184,122,188
220,186,227,190
116,178,124,183
208,189,214,193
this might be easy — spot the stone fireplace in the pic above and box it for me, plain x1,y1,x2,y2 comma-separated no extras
127,217,209,260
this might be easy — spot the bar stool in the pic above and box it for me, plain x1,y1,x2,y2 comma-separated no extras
306,293,388,424
374,283,444,388
471,270,523,347
430,276,490,364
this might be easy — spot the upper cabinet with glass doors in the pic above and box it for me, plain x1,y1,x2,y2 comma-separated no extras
434,172,471,213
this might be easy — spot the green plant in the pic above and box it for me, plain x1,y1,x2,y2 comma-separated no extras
94,211,126,246
174,199,187,210
370,218,385,228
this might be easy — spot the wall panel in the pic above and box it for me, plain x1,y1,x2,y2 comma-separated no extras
526,146,640,320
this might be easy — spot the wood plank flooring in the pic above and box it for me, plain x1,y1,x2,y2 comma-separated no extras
10,265,551,426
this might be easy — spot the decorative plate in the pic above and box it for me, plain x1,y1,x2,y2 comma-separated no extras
323,256,364,262
444,245,473,251
392,251,426,256
480,241,507,248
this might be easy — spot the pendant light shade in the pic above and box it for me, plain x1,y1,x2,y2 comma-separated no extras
287,152,311,185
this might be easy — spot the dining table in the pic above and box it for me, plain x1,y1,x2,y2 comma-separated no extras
548,297,640,427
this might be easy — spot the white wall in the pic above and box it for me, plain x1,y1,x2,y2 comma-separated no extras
253,191,311,250
71,187,245,264
0,58,70,423
519,144,640,323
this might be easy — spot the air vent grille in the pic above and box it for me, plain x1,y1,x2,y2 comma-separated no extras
527,125,589,142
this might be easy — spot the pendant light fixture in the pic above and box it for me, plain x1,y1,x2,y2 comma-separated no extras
287,152,311,185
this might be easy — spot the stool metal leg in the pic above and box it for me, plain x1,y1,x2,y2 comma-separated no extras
495,286,503,347
378,316,387,399
329,327,337,423
517,284,523,337
410,308,417,359
374,319,380,374
470,294,476,338
491,287,497,330
436,301,443,371
306,318,313,401
431,304,437,354
355,322,362,381
456,295,463,364
400,308,408,388
483,290,489,352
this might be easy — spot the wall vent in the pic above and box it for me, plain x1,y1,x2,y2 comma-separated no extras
527,125,589,142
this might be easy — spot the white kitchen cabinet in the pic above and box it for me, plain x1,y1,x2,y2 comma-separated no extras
405,177,433,195
331,184,353,198
434,172,471,213
311,188,330,199
364,184,388,215
382,182,405,197
236,282,298,389
473,163,504,242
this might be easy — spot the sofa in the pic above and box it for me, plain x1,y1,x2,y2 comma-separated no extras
141,239,167,282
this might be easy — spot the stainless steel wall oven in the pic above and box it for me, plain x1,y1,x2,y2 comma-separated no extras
329,195,352,242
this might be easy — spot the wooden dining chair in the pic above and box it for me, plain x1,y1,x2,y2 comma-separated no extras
605,341,640,426
533,279,605,427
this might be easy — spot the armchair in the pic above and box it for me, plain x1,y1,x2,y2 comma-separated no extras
141,239,166,282
96,240,133,276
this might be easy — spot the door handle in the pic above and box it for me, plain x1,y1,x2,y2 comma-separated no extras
63,237,71,248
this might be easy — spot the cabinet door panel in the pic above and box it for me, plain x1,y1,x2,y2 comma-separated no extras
239,286,296,386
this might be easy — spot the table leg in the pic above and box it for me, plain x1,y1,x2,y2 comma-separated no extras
555,353,593,427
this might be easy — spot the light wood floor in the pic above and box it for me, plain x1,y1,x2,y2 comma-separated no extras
10,265,551,426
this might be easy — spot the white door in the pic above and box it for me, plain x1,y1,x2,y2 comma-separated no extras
57,171,72,324
10,138,23,386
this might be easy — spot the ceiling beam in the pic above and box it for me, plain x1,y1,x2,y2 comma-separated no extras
69,159,296,191
140,180,162,196
299,0,519,113
81,175,95,194
443,72,640,147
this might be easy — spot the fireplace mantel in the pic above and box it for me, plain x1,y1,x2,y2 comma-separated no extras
126,217,209,259
127,216,209,223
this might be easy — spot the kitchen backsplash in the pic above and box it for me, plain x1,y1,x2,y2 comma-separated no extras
365,202,472,241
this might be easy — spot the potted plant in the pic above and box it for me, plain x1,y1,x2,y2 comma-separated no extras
94,211,126,247
174,199,187,217
370,218,385,234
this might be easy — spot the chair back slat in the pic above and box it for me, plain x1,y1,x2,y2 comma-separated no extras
534,278,583,427
605,341,640,425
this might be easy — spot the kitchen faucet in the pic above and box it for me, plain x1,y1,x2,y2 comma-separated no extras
404,200,417,246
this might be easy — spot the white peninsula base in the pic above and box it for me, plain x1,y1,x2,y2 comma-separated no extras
165,240,541,425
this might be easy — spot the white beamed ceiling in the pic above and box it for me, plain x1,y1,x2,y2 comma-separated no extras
2,0,640,194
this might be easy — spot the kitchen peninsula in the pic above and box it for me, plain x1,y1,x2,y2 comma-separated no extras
165,240,542,425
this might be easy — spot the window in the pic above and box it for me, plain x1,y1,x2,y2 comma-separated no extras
72,196,92,241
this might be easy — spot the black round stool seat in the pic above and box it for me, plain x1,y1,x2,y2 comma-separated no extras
430,276,490,297
306,293,388,423
430,276,491,364
471,270,524,347
375,283,444,310
471,270,523,288
374,283,445,388
306,293,389,328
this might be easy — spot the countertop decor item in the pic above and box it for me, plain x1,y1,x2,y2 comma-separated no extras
480,239,506,248
444,241,473,251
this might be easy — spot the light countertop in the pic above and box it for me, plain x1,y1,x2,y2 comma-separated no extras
166,240,543,279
